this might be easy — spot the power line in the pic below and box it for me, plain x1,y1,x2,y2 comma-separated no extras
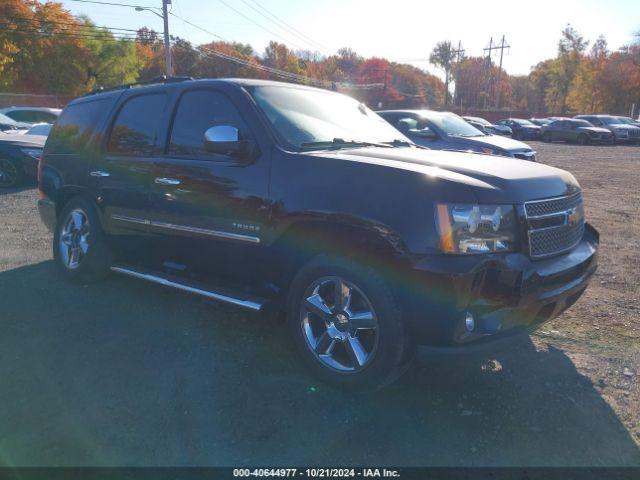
2,16,143,33
246,0,327,52
0,26,140,41
215,0,307,51
68,0,160,9
239,0,327,53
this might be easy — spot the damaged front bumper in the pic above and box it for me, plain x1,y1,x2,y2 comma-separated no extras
406,223,599,346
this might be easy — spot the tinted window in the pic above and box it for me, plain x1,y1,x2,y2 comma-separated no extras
47,99,109,154
107,93,166,156
169,89,249,158
6,111,38,122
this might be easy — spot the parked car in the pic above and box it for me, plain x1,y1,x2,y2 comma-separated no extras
462,116,512,136
379,110,536,161
0,107,61,126
529,118,551,126
0,133,45,188
26,123,53,136
0,112,30,133
574,115,640,143
540,118,614,145
38,78,598,388
495,118,541,140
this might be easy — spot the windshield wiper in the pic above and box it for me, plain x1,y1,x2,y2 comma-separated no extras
382,139,429,149
300,138,392,151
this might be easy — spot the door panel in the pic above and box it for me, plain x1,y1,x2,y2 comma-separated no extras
147,88,271,283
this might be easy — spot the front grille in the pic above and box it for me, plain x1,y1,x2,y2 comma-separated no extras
629,129,640,138
525,192,584,259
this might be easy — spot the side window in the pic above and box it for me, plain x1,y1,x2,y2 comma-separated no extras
107,93,166,156
169,89,249,158
36,112,58,123
47,99,110,154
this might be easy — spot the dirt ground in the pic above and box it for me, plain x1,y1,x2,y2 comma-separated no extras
0,141,638,466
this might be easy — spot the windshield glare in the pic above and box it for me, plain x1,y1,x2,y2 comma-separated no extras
426,114,484,137
249,86,408,149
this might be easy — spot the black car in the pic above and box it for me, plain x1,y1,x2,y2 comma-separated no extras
496,118,541,140
540,119,613,145
0,133,45,188
379,110,536,161
38,77,598,388
462,116,512,136
575,115,640,143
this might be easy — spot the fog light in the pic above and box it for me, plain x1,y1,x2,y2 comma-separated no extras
465,312,475,332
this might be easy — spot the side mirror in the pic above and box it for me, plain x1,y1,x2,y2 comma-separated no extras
204,125,246,156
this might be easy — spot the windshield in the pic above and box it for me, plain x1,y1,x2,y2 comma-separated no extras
466,117,491,126
616,117,634,124
601,116,623,125
248,86,408,150
425,113,485,137
0,113,18,126
572,119,593,127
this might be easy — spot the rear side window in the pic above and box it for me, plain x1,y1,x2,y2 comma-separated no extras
46,99,109,154
168,89,249,158
107,93,166,156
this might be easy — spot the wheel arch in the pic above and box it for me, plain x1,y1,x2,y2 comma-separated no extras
270,217,412,295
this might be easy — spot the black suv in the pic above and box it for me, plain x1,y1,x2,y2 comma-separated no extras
38,78,599,388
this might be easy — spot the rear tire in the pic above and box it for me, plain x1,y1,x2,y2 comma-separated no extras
286,254,411,390
0,157,24,188
53,197,113,283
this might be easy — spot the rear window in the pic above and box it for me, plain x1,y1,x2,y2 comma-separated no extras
107,93,167,156
46,99,110,154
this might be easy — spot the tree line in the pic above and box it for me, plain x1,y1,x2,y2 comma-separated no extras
1,1,638,115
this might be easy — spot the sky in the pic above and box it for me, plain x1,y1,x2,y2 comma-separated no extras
58,0,639,77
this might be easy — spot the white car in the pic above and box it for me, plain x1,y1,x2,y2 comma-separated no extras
0,107,61,126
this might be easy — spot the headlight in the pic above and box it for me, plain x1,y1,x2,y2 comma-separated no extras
21,148,42,160
435,204,517,254
480,147,511,157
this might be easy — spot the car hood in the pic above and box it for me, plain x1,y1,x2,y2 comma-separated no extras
448,134,533,153
310,147,578,204
0,133,46,147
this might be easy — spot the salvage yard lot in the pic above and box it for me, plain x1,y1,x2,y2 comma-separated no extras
0,142,639,466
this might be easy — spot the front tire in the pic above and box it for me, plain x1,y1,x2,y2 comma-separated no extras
0,157,24,188
53,197,112,282
286,255,410,389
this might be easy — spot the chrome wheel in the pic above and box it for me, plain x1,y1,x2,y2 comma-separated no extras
300,276,378,372
0,159,17,187
59,209,90,270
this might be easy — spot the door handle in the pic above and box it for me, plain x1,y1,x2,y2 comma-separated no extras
90,170,111,177
154,177,181,186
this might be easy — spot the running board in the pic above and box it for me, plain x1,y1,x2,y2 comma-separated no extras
110,265,267,311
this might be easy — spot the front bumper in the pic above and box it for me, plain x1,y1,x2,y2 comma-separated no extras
404,223,598,346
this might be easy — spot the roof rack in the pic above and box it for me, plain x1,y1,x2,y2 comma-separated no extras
84,75,193,97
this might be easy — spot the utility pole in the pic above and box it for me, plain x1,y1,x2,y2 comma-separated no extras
162,0,172,76
496,35,510,108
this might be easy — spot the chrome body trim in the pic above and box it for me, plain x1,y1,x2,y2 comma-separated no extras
110,266,263,311
90,170,111,177
109,215,260,243
150,221,261,243
111,214,150,225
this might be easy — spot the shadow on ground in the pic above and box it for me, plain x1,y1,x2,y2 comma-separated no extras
0,261,638,466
